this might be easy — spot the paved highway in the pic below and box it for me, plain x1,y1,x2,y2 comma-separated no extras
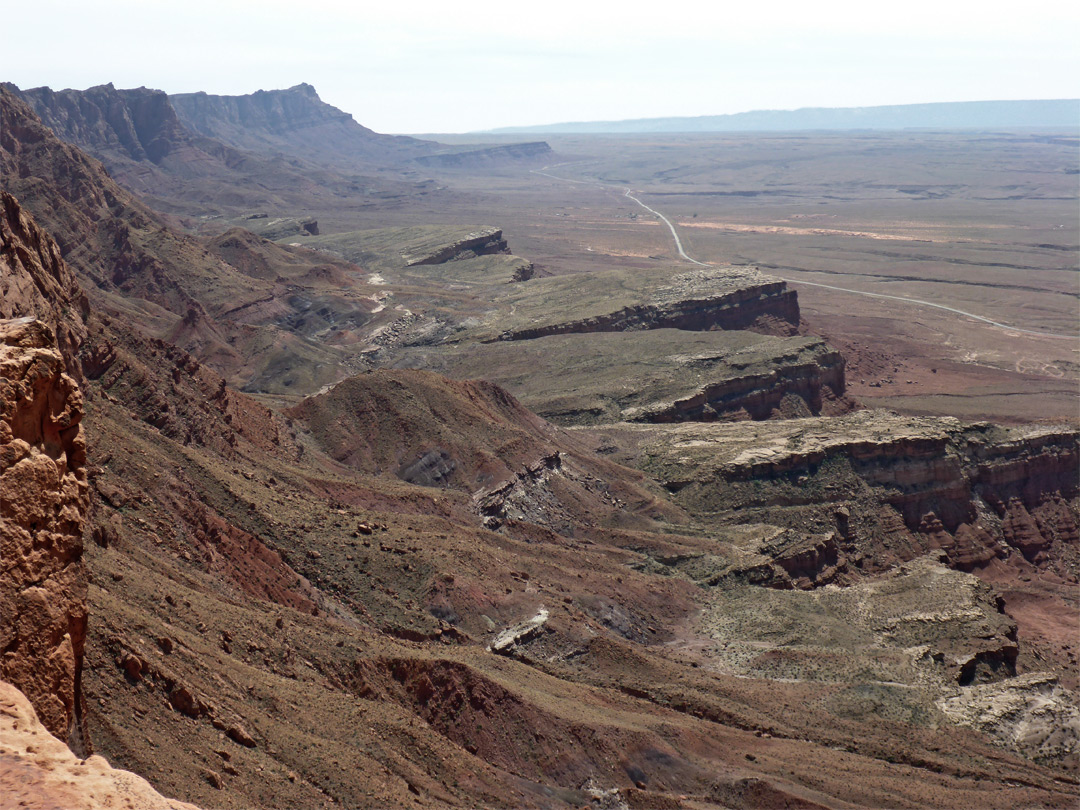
531,164,1078,341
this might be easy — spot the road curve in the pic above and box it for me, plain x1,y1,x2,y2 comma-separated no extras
530,165,1078,341
622,189,710,266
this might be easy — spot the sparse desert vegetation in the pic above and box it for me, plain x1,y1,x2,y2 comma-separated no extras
2,81,1077,810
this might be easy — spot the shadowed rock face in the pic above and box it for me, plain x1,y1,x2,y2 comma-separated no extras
11,83,194,166
0,319,88,750
402,227,510,266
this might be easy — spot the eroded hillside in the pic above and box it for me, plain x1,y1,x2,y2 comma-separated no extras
1,85,1077,810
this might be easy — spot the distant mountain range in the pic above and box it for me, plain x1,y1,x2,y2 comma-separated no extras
482,100,1080,134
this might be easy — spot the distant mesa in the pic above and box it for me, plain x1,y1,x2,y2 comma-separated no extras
414,141,552,168
7,80,552,196
168,83,438,166
483,99,1080,134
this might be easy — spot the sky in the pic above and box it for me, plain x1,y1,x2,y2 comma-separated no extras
3,0,1078,133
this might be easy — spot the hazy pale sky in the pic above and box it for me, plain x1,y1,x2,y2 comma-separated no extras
4,0,1078,133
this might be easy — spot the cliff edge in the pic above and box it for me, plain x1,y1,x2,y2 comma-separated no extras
0,318,88,749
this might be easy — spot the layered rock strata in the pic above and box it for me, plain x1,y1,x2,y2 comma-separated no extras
629,411,1079,574
11,83,200,167
626,340,847,423
402,227,510,266
497,268,799,340
398,330,850,426
169,83,434,166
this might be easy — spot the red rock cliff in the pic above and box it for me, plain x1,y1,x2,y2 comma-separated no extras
0,190,89,379
0,318,89,751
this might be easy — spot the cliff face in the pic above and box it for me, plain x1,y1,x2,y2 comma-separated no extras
637,412,1079,576
402,227,510,266
170,83,435,166
0,87,260,368
0,319,89,750
495,270,801,341
6,82,433,214
12,83,194,166
632,340,848,423
0,191,89,378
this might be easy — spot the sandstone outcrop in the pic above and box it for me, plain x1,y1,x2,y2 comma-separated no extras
0,681,199,810
0,191,89,378
628,411,1079,575
936,672,1080,759
622,336,847,423
0,318,88,748
400,329,852,426
243,216,320,241
402,226,509,266
695,554,1019,686
494,267,800,341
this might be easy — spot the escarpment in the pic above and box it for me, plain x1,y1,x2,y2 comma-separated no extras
12,82,197,166
402,226,510,266
169,83,436,166
0,318,89,750
414,141,553,168
2,81,1076,810
631,412,1079,575
496,268,800,340
629,339,849,423
400,330,852,426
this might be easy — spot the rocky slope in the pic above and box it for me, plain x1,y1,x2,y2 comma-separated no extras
77,359,1077,809
0,319,88,751
605,412,1079,712
12,83,211,169
0,89,393,396
3,86,1078,810
623,411,1078,573
285,368,678,535
0,86,258,331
